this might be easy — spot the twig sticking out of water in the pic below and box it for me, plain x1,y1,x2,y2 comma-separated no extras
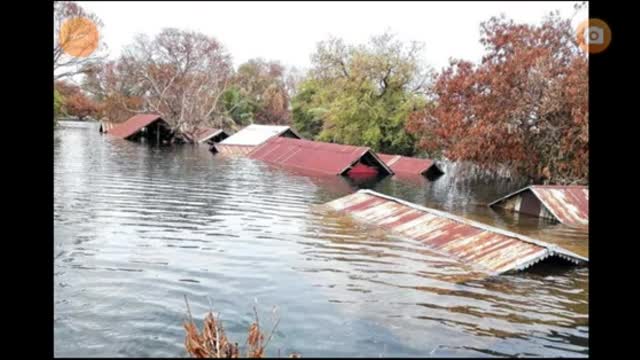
183,296,296,358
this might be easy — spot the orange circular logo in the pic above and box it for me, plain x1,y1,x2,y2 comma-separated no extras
59,17,99,58
576,18,611,54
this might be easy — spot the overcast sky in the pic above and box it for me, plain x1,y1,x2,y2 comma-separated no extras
77,1,587,72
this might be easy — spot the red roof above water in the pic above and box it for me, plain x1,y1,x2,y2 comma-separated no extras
108,114,166,139
377,153,440,176
247,137,393,176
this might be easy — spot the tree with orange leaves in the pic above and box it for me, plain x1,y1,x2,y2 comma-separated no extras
407,14,588,184
55,80,100,121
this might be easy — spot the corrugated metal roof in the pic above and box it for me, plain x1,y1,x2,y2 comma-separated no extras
108,114,167,139
489,185,588,226
219,124,300,146
187,128,227,143
324,189,587,275
377,153,442,176
212,144,258,155
247,137,394,176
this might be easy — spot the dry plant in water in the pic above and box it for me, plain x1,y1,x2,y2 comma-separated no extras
183,295,299,358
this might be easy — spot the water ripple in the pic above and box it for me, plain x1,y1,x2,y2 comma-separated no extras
54,122,588,357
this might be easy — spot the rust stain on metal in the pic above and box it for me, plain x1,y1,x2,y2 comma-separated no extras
324,190,587,275
489,185,588,226
108,114,169,140
377,153,443,177
247,137,393,176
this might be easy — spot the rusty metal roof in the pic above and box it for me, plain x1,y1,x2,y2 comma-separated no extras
187,128,227,143
212,144,258,155
219,124,300,146
108,114,166,139
377,153,442,176
324,190,587,275
247,137,394,176
489,185,589,226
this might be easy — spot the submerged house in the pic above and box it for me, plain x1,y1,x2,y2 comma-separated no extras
247,137,394,178
178,127,229,145
489,185,589,226
213,124,301,155
325,189,587,275
377,153,444,179
108,114,174,144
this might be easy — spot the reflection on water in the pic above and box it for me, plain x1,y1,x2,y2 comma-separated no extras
54,121,588,357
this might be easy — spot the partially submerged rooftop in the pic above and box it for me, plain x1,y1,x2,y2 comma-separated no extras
214,124,300,154
489,185,588,227
324,189,587,275
247,137,394,178
377,153,444,179
108,114,173,143
184,127,229,144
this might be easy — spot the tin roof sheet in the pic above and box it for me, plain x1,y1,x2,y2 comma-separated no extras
108,114,166,139
324,189,587,275
247,137,393,176
489,185,588,226
188,128,227,143
219,124,299,146
377,153,441,176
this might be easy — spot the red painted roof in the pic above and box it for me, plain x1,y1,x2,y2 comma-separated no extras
108,114,167,139
247,137,393,176
377,153,439,176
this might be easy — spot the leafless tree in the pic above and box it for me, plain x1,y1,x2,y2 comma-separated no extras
120,28,234,139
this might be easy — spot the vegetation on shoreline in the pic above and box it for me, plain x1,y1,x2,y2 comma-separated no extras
54,1,588,184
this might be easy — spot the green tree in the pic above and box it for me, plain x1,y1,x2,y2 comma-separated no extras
220,87,255,127
291,79,327,139
292,33,429,155
233,59,291,124
54,89,64,124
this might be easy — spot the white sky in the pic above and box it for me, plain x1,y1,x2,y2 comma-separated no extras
77,1,587,72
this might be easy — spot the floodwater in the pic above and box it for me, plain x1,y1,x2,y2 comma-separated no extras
54,121,588,357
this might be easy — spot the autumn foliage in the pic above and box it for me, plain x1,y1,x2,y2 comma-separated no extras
406,15,588,184
55,80,101,120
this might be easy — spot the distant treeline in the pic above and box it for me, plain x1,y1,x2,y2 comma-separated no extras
54,2,587,184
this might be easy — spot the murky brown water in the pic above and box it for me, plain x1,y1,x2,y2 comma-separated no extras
54,121,588,357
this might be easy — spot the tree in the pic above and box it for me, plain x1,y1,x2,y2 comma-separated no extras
233,59,291,125
54,1,107,80
291,79,326,139
82,60,145,122
292,33,429,155
219,87,255,127
116,28,234,139
63,93,100,121
406,14,588,184
55,80,100,120
54,89,63,124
